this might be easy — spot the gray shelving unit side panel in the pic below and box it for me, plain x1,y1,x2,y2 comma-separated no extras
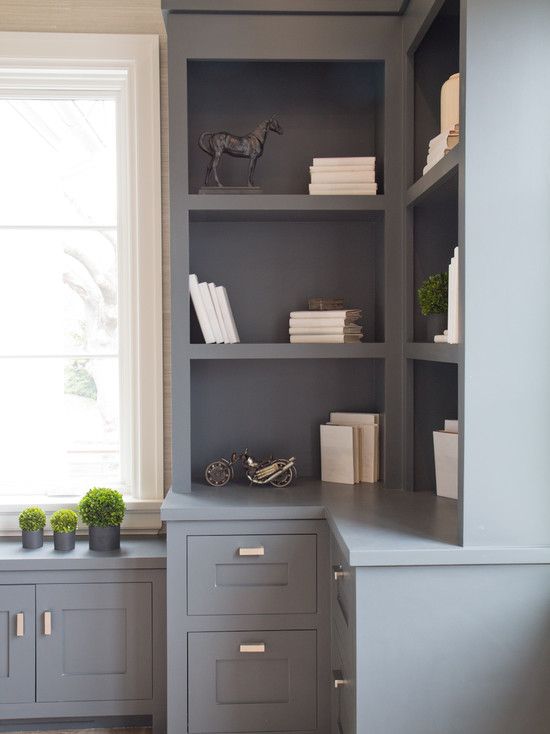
356,564,550,734
462,0,550,547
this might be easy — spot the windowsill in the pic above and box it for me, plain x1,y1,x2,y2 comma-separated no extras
0,496,163,535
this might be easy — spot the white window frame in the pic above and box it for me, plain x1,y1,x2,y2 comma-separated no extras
0,33,163,533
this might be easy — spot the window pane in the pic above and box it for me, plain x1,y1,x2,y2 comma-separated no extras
0,98,117,226
0,356,121,495
0,229,118,357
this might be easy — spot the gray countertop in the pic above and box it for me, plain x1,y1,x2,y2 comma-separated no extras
0,536,166,571
162,483,550,566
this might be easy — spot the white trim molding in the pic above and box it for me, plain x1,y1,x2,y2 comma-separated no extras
0,33,164,531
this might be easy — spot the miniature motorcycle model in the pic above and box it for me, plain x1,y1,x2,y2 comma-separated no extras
205,449,297,488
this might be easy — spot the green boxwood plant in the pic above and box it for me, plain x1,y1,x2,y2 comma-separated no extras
18,507,47,532
78,487,125,528
417,272,448,316
50,509,78,534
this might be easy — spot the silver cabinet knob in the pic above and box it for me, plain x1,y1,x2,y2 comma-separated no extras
333,669,346,688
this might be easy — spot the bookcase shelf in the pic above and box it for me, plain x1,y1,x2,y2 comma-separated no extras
406,146,459,207
405,342,459,364
190,343,387,360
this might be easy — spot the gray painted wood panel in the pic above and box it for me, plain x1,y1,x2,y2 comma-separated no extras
187,534,317,615
188,629,317,733
36,583,153,703
0,585,35,704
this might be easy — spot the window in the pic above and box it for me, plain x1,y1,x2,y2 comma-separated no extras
0,34,163,531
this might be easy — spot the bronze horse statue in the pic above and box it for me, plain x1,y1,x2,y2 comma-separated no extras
199,116,283,188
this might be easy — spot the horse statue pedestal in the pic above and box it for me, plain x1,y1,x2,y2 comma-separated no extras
198,186,263,195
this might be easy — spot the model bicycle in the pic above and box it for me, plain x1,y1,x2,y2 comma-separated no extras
205,449,297,488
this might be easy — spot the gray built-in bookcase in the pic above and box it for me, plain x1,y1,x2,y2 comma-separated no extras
167,0,460,537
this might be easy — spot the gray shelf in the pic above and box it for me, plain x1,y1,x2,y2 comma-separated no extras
163,0,406,13
190,343,386,360
405,342,459,364
406,146,460,207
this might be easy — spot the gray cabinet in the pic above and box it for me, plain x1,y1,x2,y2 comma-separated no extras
188,629,317,733
36,583,153,703
0,585,35,704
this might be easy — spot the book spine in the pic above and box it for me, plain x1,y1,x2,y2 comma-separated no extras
209,282,229,344
310,170,376,184
289,327,362,335
290,334,362,343
289,318,358,328
309,182,377,192
312,156,375,167
289,310,360,319
216,286,240,344
189,274,215,344
199,281,223,343
309,165,375,174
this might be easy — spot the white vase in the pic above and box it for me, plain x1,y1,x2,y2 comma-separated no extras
441,72,460,134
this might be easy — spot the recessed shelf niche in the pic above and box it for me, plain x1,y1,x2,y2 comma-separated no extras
187,60,385,195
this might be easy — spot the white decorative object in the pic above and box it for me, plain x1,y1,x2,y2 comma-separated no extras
433,423,458,499
440,72,460,134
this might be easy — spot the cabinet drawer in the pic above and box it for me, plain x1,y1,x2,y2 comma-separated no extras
188,629,317,733
187,534,317,615
331,536,355,638
332,629,356,734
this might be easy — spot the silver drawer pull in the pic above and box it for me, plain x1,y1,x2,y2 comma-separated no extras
333,564,346,580
333,669,346,688
240,642,266,653
43,611,52,636
238,546,264,557
16,612,24,637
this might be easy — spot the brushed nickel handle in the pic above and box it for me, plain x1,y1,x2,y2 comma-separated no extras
240,642,266,653
43,611,52,636
333,564,345,580
238,546,264,557
16,612,24,637
333,669,346,688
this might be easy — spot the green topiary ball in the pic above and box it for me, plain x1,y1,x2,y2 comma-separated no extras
50,509,78,534
417,272,448,316
78,487,125,528
19,506,47,532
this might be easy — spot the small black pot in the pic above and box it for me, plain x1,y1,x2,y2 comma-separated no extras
89,525,120,551
426,312,447,342
54,531,76,552
22,529,43,549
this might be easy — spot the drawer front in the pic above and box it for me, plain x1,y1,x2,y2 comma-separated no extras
332,629,356,734
187,534,317,615
188,629,317,733
331,536,355,637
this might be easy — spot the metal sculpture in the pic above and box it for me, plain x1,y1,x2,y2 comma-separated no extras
198,116,283,188
205,449,297,488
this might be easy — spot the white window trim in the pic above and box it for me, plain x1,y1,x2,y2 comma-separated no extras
0,33,163,533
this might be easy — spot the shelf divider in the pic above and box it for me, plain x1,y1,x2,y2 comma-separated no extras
405,342,459,364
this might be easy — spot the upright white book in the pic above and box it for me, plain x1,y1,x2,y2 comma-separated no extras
209,283,229,344
330,412,380,482
320,424,356,484
313,156,375,167
216,286,240,344
310,169,376,184
189,274,215,344
199,281,223,343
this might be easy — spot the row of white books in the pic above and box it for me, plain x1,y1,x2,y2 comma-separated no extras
289,309,363,344
434,246,459,344
308,156,378,196
423,72,460,175
320,412,380,484
189,274,240,344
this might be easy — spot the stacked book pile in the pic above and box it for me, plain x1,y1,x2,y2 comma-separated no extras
308,156,377,196
423,72,460,175
289,309,363,343
320,412,380,485
434,246,459,344
189,273,240,344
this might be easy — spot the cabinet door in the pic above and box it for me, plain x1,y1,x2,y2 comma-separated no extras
36,583,152,703
0,585,35,704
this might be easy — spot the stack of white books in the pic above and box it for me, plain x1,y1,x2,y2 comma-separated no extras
320,412,380,485
434,246,459,344
189,274,240,344
423,124,459,175
308,157,377,195
289,309,363,343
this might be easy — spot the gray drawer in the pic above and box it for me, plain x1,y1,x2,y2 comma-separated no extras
187,534,317,615
331,536,355,638
188,629,317,733
332,628,356,734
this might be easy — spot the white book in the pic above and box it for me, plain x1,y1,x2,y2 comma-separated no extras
289,318,359,328
433,429,458,499
447,255,455,343
310,170,376,184
313,156,375,167
433,334,448,343
290,334,362,343
199,281,223,343
209,283,229,344
216,285,240,344
330,412,380,482
309,183,377,195
289,326,362,335
310,165,375,173
189,274,215,344
320,424,356,484
451,246,460,343
290,310,361,319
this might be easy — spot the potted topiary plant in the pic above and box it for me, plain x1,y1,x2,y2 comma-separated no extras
417,272,448,341
19,506,47,549
50,509,78,551
78,487,125,551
